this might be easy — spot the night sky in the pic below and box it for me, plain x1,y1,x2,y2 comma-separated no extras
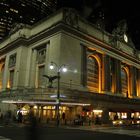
58,0,140,50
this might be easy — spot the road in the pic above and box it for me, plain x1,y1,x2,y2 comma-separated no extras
0,124,140,140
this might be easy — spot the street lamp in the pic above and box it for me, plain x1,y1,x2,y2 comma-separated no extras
49,61,67,126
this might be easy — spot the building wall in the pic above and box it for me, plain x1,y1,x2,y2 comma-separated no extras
0,8,140,122
1,27,140,96
59,32,84,89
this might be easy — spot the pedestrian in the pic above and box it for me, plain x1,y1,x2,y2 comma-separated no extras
62,112,65,124
87,116,91,126
27,109,39,140
0,111,3,123
114,114,118,120
18,111,23,123
4,111,11,125
95,115,100,125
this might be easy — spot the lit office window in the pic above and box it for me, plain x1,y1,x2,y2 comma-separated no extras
87,56,99,92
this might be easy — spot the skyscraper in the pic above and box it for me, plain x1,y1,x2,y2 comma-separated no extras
0,0,57,40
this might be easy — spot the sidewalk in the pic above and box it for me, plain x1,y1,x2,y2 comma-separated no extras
0,120,114,130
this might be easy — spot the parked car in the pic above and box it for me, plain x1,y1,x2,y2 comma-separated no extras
131,119,140,125
112,119,132,126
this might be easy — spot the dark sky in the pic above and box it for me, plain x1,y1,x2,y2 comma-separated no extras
100,0,140,49
58,0,140,50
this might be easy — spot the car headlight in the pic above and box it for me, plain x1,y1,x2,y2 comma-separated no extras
119,121,122,124
113,121,115,124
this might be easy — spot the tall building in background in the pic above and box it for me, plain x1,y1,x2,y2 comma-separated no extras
0,0,57,40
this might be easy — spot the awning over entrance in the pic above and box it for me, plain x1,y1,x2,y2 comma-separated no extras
22,104,30,110
1,100,91,106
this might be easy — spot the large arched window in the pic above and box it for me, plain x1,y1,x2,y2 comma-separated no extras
121,67,128,96
87,56,99,92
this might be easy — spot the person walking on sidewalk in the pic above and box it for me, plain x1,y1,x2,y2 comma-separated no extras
17,111,23,123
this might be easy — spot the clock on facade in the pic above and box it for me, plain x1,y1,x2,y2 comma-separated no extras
124,34,128,43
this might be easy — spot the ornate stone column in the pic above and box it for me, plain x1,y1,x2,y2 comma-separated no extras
81,45,87,87
101,108,110,124
129,66,137,97
30,49,37,87
127,112,131,119
102,55,111,92
2,56,9,89
137,69,140,97
25,48,33,87
114,59,121,94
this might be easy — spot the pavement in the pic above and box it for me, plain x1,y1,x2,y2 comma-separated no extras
1,122,140,138
67,124,140,138
65,124,115,131
0,120,114,129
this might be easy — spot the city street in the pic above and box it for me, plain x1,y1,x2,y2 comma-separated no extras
0,124,140,140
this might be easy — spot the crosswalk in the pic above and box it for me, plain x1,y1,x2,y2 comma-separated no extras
0,136,11,140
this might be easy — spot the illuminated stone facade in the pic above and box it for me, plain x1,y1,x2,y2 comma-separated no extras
0,8,140,124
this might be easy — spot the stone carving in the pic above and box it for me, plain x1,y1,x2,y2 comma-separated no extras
109,34,118,47
133,48,139,58
37,48,46,64
113,20,128,40
109,20,128,46
115,20,127,34
63,8,79,28
9,53,16,68
9,23,25,35
43,75,58,88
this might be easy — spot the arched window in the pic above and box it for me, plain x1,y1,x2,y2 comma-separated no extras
87,56,99,92
121,68,128,96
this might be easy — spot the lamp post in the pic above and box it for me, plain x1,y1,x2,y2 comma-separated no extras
49,61,67,126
